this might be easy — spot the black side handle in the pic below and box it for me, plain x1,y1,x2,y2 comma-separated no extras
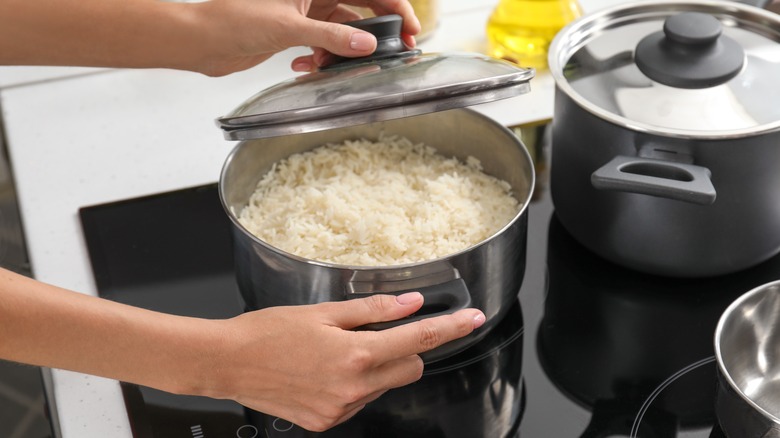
349,278,472,331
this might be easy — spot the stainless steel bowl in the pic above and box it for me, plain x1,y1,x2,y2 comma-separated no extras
715,279,780,437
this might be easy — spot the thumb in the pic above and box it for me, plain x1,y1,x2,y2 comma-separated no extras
290,18,378,58
321,293,424,329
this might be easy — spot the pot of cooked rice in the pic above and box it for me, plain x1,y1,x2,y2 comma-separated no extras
218,108,535,362
215,15,535,361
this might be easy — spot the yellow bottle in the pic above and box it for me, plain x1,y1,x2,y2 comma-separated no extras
410,0,439,43
486,0,582,70
349,0,439,43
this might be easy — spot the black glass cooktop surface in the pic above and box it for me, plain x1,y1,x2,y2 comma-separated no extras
79,122,780,438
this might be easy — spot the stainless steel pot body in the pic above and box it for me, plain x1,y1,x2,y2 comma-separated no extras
548,0,780,277
550,91,780,277
219,108,535,361
715,280,780,437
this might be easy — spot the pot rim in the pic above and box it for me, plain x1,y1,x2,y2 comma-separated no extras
714,279,780,425
549,0,780,140
218,111,536,271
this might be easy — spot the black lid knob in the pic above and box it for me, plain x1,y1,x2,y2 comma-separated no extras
349,15,406,57
322,15,421,70
664,12,722,45
634,12,745,89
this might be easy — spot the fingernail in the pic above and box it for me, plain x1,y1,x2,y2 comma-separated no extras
292,60,311,72
472,311,486,329
413,16,422,32
396,292,423,305
350,32,375,52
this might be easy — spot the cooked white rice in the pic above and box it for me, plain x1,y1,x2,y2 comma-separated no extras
238,134,519,266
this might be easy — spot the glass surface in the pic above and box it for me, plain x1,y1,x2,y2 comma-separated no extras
217,52,533,139
79,120,780,437
554,1,780,135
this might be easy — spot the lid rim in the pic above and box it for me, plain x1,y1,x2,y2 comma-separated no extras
558,91,780,139
222,81,533,140
218,51,535,140
218,68,535,134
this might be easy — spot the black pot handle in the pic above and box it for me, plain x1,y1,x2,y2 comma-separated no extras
348,278,473,331
591,155,716,205
321,15,422,70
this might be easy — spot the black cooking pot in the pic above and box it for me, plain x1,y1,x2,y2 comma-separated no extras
247,299,525,437
548,0,780,277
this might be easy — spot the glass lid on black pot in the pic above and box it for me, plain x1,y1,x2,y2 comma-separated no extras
549,0,780,136
216,15,535,140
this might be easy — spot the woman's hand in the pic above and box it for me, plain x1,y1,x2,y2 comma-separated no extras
188,0,421,75
206,292,485,432
0,267,483,433
0,0,420,76
286,0,421,72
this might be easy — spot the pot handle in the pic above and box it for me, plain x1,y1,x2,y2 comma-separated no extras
348,278,473,331
591,155,716,205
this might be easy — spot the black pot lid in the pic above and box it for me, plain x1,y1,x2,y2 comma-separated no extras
549,0,780,137
216,15,535,141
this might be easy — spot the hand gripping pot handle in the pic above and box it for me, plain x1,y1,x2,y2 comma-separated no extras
591,155,716,205
347,278,473,331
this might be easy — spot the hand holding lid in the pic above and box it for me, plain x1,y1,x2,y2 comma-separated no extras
216,14,534,140
324,15,422,69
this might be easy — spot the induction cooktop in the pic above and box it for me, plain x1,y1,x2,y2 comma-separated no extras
79,121,780,437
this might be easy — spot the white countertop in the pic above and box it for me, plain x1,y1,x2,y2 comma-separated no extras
0,0,622,435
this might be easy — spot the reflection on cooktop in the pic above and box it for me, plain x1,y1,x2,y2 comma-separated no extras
79,183,526,438
531,211,780,437
78,121,780,437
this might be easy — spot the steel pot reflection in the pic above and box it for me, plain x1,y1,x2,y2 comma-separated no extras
247,299,525,437
538,214,780,436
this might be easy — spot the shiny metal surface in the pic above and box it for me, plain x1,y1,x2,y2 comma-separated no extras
549,0,780,137
715,280,780,436
219,108,535,361
217,52,534,140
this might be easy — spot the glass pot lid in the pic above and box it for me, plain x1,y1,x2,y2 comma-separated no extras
216,15,535,140
549,0,780,137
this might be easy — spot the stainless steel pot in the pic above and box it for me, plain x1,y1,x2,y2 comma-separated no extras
548,0,780,277
715,279,780,437
219,108,535,362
